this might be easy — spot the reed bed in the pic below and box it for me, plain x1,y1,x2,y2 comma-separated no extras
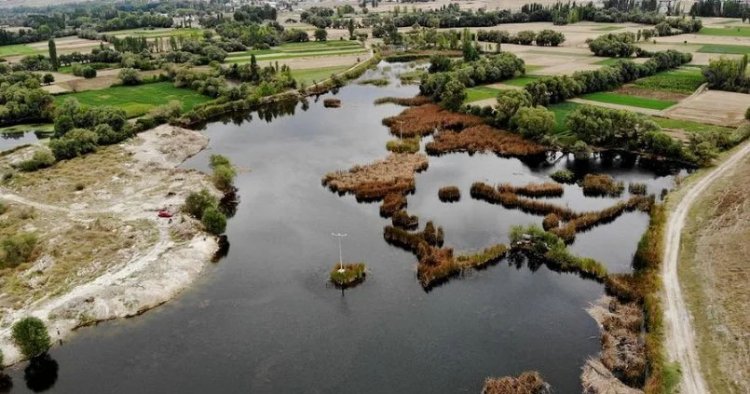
581,174,624,197
438,186,461,202
392,210,419,230
455,244,508,270
481,371,551,394
323,98,341,108
471,182,578,220
550,196,654,243
385,137,420,154
374,95,432,107
542,213,560,230
497,182,563,198
329,263,366,288
425,125,547,157
628,182,648,195
382,104,484,138
599,300,647,387
380,192,407,217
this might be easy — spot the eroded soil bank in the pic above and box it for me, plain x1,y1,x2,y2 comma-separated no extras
0,125,219,365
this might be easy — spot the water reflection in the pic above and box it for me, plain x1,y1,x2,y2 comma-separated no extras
23,354,58,393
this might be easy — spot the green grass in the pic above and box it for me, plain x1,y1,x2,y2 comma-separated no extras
502,75,541,87
698,26,750,37
0,44,41,58
226,41,366,63
465,85,502,103
0,123,53,134
580,92,676,110
632,68,705,94
593,25,623,31
291,65,352,85
697,43,750,54
650,117,734,134
548,101,582,134
53,82,212,118
110,27,205,39
595,58,623,66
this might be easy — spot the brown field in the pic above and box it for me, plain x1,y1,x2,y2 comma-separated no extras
679,150,750,394
663,90,750,127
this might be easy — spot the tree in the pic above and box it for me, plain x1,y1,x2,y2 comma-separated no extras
512,106,555,141
118,68,141,85
440,76,466,111
48,39,58,71
347,19,356,40
12,317,51,358
314,28,328,41
428,54,451,73
183,189,217,218
42,73,54,85
462,29,479,61
201,207,227,235
494,89,533,126
81,66,97,79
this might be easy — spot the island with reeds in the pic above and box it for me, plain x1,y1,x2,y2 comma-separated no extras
329,263,366,288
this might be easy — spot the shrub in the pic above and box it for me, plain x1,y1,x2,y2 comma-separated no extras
1,233,38,268
42,73,54,85
746,106,750,120
512,106,555,141
118,68,141,85
588,32,637,57
12,317,51,358
201,206,227,235
438,186,461,202
48,128,99,160
550,169,575,183
81,66,97,79
329,262,366,287
17,150,55,172
209,155,236,192
385,138,420,154
183,189,217,218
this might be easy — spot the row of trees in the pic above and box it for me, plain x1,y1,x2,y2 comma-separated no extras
525,50,692,106
702,55,750,93
477,29,565,47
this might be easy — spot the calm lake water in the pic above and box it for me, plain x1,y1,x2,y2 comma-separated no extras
7,63,680,393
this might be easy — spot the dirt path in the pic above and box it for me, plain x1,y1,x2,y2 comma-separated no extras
663,140,750,394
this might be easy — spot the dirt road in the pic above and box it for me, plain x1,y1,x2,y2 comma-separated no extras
663,140,750,394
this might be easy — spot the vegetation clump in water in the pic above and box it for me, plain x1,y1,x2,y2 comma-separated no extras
386,137,420,154
323,98,341,108
374,95,432,107
382,104,483,138
438,186,461,202
425,125,546,157
628,182,647,195
392,210,419,230
497,182,563,198
581,174,625,197
549,169,575,183
482,370,551,394
329,263,366,288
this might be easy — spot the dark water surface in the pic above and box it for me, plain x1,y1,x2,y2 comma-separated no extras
8,63,679,393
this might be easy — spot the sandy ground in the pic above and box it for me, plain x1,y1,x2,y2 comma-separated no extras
679,149,750,393
662,89,750,127
0,125,220,365
662,139,750,394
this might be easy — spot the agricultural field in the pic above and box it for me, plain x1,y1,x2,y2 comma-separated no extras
291,65,351,85
0,43,40,58
226,41,367,64
501,74,541,87
652,117,734,135
109,27,205,39
698,26,750,37
697,43,750,54
53,82,213,118
631,68,705,94
580,91,677,110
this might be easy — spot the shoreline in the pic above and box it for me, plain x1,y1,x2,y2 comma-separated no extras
0,125,220,366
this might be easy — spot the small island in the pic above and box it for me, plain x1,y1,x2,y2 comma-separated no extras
329,263,366,288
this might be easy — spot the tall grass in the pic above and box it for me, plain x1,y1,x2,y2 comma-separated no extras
382,104,484,138
581,174,625,197
497,182,563,198
374,96,432,107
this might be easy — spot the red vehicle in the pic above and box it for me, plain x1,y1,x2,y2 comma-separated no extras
158,209,173,218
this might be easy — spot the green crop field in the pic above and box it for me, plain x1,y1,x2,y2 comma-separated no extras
110,27,205,39
502,75,541,87
291,65,352,85
697,43,750,54
226,41,366,63
548,101,582,133
53,82,212,118
0,44,41,58
632,68,705,94
650,117,734,134
698,26,750,37
465,85,502,103
580,92,676,110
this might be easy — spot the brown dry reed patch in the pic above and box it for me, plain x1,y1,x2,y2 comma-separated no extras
322,153,428,217
482,371,551,394
438,186,461,202
497,182,563,198
599,299,647,387
628,182,648,195
392,210,419,230
542,213,560,230
382,104,483,138
425,125,547,157
323,98,341,108
581,174,625,197
374,95,432,107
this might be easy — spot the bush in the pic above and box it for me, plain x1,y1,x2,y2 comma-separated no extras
588,32,637,57
48,128,98,160
201,206,227,235
512,106,555,141
11,317,51,358
42,73,54,85
18,149,55,172
118,68,141,85
1,233,38,268
81,66,97,79
183,189,217,218
209,155,236,192
494,89,533,126
550,169,575,183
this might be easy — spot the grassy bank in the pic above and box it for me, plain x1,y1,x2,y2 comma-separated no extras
53,82,213,118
